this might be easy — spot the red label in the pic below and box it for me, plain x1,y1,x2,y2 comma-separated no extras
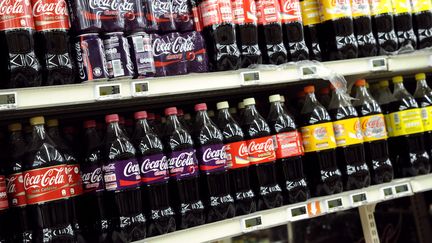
199,0,233,27
231,0,257,24
0,0,35,30
23,164,70,205
0,176,8,210
256,0,281,25
225,141,250,169
246,136,276,164
279,0,301,23
66,164,83,197
192,6,203,31
31,0,70,31
275,131,304,159
6,172,27,207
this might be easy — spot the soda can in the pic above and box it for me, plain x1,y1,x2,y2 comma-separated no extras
102,32,135,79
127,32,155,78
74,33,109,82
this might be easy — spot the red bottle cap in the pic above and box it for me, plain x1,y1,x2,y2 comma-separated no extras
355,79,366,86
134,111,148,120
178,109,184,116
105,114,119,123
148,113,155,120
194,103,207,111
119,116,125,125
165,107,177,116
84,120,96,128
320,87,330,94
304,85,315,94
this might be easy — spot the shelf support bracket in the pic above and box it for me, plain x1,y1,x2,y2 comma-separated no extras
358,203,380,243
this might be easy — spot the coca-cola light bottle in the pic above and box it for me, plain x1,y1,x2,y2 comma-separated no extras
163,107,205,229
242,98,283,210
131,111,176,236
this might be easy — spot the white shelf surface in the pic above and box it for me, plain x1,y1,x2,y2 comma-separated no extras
141,175,432,243
0,51,431,111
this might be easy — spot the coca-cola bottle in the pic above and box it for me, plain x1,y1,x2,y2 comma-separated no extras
163,107,205,228
267,94,309,204
172,0,194,31
242,98,283,210
131,111,176,236
32,0,75,85
102,114,146,242
5,123,32,242
0,0,42,88
300,0,322,61
123,0,147,33
392,0,417,50
23,116,74,242
79,120,108,242
216,101,256,216
193,103,235,222
414,73,432,165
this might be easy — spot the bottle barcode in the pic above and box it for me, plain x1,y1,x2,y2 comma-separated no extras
112,60,124,77
421,108,428,119
133,36,145,53
393,113,400,123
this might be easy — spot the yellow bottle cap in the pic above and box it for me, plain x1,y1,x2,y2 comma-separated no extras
46,119,59,127
379,80,389,87
392,76,404,84
8,123,22,132
415,73,426,81
30,116,45,126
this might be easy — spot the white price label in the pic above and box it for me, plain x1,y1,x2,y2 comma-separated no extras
369,57,387,71
287,205,308,221
381,186,395,200
326,197,344,212
394,183,412,197
300,65,317,79
0,92,17,110
350,192,368,207
240,71,260,85
131,81,149,97
95,84,122,100
241,215,263,233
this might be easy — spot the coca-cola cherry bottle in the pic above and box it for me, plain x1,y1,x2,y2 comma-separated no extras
193,103,235,222
267,94,309,204
79,120,109,242
131,111,176,236
5,123,32,242
242,98,283,210
23,116,74,242
102,114,146,242
216,101,256,216
163,107,205,229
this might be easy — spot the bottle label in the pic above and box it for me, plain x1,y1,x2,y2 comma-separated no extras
246,136,277,165
103,159,141,191
368,0,393,16
0,176,8,210
319,0,352,22
196,144,228,172
274,131,304,159
191,6,202,31
23,164,70,205
300,0,321,26
421,106,432,132
231,0,258,24
333,117,364,147
360,114,388,142
392,0,412,14
387,109,424,137
31,0,70,31
0,0,35,30
80,164,104,193
256,0,281,25
6,172,27,207
279,0,302,23
168,148,199,179
199,0,233,27
350,0,370,18
225,141,250,169
300,122,337,152
66,164,83,197
138,153,169,184
411,0,432,13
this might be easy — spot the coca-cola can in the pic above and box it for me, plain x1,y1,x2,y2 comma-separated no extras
127,32,155,78
74,33,109,82
102,32,134,79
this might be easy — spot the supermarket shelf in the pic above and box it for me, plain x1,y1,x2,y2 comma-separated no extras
0,50,431,114
141,175,432,243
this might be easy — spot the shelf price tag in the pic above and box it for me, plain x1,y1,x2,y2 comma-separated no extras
131,81,150,97
381,186,395,200
299,65,317,79
326,197,344,213
95,83,122,101
0,92,17,110
240,71,261,86
241,215,263,233
350,192,368,207
287,204,308,221
369,57,387,71
394,183,413,197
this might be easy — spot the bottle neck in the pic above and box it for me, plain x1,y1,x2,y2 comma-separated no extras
196,110,212,125
393,83,406,93
33,124,46,140
107,121,124,137
10,130,23,141
305,92,318,103
270,101,284,114
355,85,370,99
84,127,101,151
167,114,182,130
137,118,151,132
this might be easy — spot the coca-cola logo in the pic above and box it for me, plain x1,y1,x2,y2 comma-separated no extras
6,175,21,194
123,162,140,177
237,143,249,157
153,36,194,56
152,0,171,15
32,0,68,17
282,0,299,13
24,167,66,190
172,0,188,13
202,147,226,162
81,168,103,184
362,116,385,130
248,138,274,154
89,0,133,12
314,127,328,140
0,0,29,15
141,155,168,173
168,152,196,168
331,0,349,7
